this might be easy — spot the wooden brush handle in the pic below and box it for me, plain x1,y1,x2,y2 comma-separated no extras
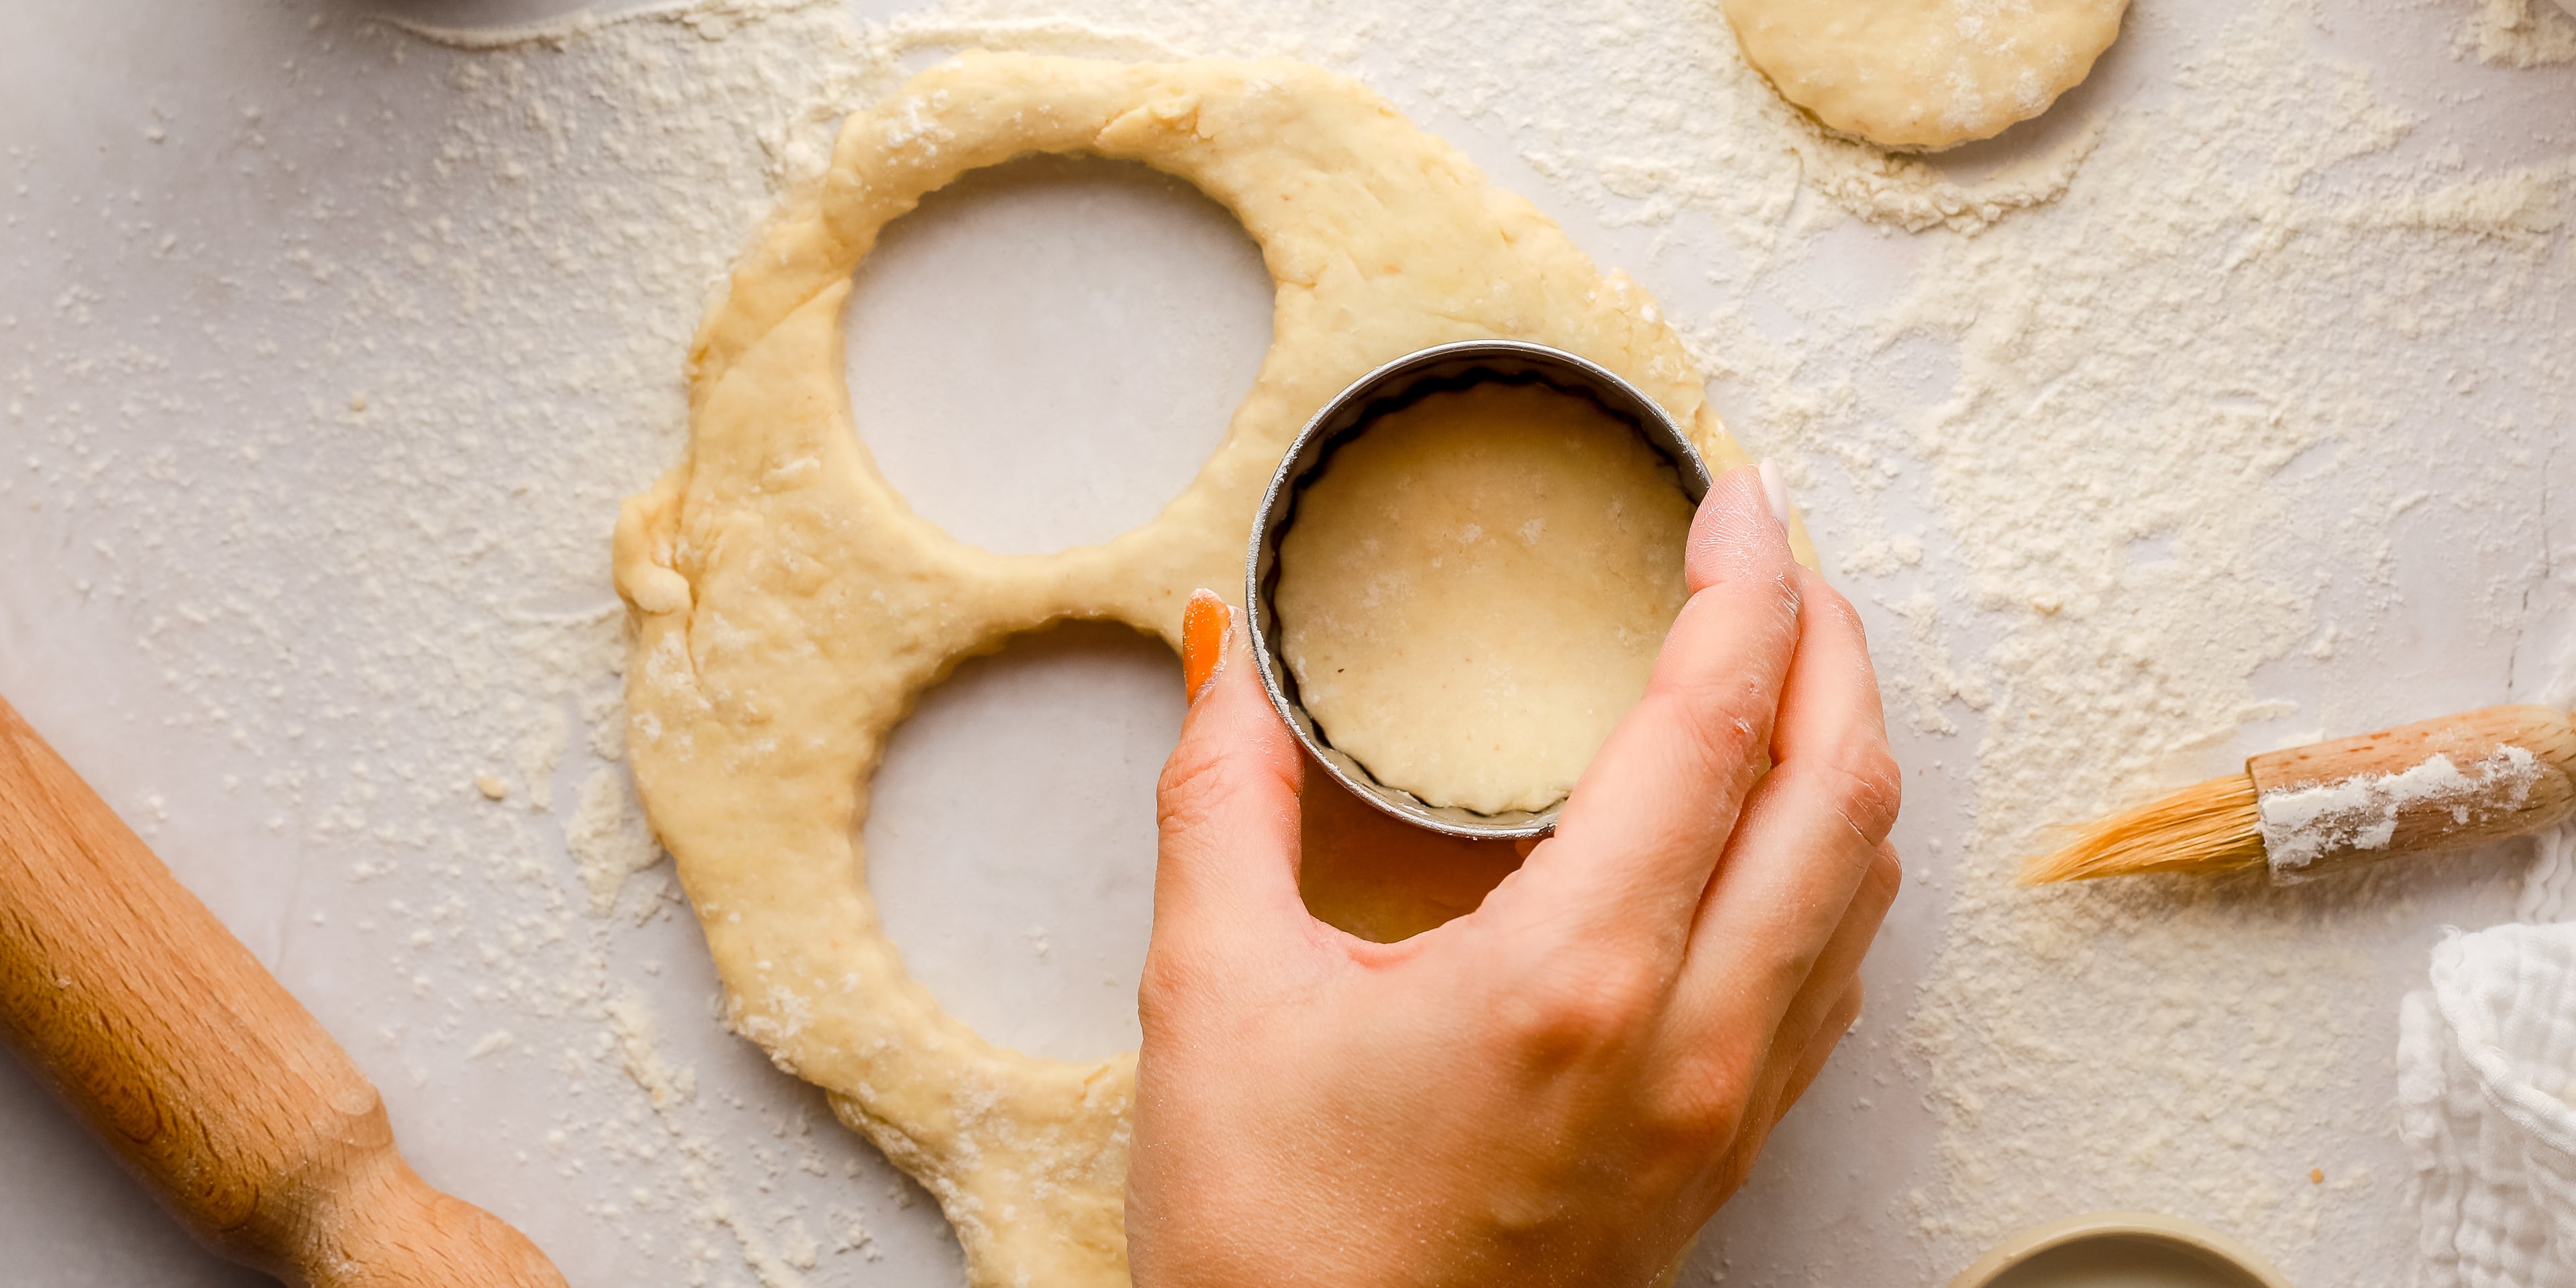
0,694,566,1288
2248,704,2576,870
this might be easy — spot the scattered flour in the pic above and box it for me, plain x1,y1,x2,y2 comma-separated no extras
568,765,662,914
513,701,572,813
4,1,957,1281
2458,0,2576,67
1731,0,2573,1279
6,0,2573,1285
2259,747,2546,877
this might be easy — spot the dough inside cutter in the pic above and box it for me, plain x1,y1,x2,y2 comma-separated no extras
1274,379,1697,816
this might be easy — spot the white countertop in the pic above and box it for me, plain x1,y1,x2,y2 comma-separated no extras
5,1,2575,1285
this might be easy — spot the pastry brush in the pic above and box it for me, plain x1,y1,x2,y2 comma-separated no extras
0,692,567,1287
2023,704,2576,885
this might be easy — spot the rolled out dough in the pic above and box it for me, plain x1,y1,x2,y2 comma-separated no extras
614,52,1805,1288
1721,0,2128,150
1277,382,1695,816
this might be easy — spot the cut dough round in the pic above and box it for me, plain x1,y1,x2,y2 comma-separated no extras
1722,0,2128,150
1276,381,1694,816
614,52,1804,1288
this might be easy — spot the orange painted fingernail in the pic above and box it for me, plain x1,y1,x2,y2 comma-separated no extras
1181,589,1230,702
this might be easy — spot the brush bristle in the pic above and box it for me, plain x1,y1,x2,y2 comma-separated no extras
2019,774,2268,884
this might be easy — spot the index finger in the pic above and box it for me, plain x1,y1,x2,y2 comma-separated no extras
1499,464,1803,951
1667,568,1898,1059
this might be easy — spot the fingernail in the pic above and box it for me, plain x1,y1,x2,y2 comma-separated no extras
1181,589,1230,702
1756,458,1793,534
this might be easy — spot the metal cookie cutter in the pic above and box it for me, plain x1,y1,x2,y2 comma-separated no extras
1243,339,1715,841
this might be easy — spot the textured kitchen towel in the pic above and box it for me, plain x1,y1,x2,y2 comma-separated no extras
2400,895,2576,1288
2516,823,2576,924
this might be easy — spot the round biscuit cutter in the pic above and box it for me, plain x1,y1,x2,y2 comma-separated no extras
1244,339,1714,840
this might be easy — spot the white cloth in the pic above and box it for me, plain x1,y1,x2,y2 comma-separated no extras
2400,845,2576,1288
2520,824,2576,925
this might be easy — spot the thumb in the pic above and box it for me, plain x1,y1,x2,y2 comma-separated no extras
1152,590,1309,959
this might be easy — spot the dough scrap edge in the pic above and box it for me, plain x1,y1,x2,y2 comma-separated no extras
610,50,1807,1287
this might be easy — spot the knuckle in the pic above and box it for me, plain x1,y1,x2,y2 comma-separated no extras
1654,698,1754,783
1801,572,1867,642
1134,972,1175,1035
1645,1031,1768,1154
1646,1078,1752,1155
1155,742,1263,835
1871,843,1904,899
1497,949,1664,1060
1716,570,1805,637
1653,647,1773,716
1679,576,1803,662
1641,584,1813,777
1134,946,1203,1035
1154,740,1226,817
1641,673,1770,774
1819,740,1903,843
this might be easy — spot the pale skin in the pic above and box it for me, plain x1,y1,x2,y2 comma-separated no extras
1127,464,1904,1288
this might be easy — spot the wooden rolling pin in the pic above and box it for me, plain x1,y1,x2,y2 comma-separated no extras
0,694,566,1287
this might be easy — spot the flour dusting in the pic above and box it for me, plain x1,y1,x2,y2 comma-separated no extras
5,0,2573,1284
2459,0,2576,66
2260,747,2544,877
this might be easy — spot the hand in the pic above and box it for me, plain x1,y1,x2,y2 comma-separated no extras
1125,464,1904,1288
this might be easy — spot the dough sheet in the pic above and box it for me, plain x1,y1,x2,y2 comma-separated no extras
613,52,1800,1287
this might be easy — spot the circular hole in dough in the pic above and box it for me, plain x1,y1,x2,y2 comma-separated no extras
844,154,1274,556
1721,0,2129,151
863,621,1178,1062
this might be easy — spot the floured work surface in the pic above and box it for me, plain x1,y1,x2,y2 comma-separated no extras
7,3,2576,1287
612,52,1778,1287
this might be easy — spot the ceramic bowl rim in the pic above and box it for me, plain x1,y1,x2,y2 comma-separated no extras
1943,1210,2296,1288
